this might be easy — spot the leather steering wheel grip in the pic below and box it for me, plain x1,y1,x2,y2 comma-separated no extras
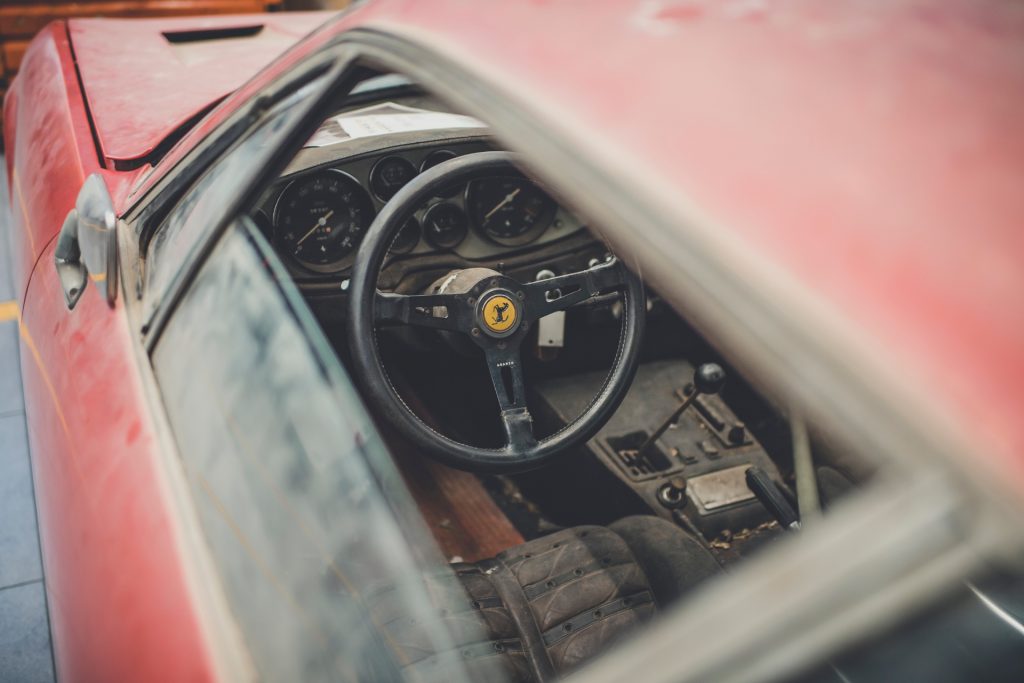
347,151,645,473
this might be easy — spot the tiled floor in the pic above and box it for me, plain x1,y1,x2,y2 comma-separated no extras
0,159,57,682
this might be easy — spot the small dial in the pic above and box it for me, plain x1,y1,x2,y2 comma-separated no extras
467,176,556,246
422,203,468,249
275,171,375,268
420,149,460,198
389,216,421,255
370,156,417,201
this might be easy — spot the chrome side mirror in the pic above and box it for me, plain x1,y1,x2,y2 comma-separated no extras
54,173,119,309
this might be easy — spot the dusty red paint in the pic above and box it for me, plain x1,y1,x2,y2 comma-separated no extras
19,251,220,681
70,12,332,167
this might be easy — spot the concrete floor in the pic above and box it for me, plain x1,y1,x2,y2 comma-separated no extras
0,160,57,682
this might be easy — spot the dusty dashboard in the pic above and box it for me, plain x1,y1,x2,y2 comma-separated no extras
251,110,598,297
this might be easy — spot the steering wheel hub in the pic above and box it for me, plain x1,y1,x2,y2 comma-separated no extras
478,290,522,338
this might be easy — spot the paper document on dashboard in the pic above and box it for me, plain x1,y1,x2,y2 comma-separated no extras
305,102,485,147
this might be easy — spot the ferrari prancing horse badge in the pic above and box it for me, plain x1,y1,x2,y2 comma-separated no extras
482,294,517,333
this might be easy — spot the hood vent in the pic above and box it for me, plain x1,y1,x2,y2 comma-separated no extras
162,24,263,44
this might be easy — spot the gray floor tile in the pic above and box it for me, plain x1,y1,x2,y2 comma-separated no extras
0,414,41,589
0,323,21,417
0,582,54,683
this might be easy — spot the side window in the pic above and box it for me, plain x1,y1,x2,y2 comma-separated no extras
151,219,491,682
144,72,331,322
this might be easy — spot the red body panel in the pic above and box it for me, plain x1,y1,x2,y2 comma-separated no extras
70,12,331,167
18,251,219,682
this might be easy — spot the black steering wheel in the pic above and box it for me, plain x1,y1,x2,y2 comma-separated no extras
348,151,645,472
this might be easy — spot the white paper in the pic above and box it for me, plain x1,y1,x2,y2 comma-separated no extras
304,102,485,148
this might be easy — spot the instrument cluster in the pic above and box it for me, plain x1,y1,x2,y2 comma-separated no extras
254,140,585,277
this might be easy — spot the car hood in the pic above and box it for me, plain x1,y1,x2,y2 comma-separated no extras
69,12,333,169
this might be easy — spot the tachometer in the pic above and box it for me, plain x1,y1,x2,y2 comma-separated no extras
274,170,375,268
467,176,556,246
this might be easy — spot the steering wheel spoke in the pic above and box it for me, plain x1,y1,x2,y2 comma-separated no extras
375,291,467,332
522,258,628,321
484,345,537,450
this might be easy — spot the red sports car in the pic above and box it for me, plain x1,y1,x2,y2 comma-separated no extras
4,1,1023,682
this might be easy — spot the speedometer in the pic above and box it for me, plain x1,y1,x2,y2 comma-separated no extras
466,176,556,246
274,170,375,269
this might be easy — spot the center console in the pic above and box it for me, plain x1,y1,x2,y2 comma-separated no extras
535,359,787,560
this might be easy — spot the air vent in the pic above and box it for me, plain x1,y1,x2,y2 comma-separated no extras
162,25,263,44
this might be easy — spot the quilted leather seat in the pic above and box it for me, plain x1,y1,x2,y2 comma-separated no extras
391,516,720,683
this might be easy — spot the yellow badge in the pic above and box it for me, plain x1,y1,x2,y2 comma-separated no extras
482,294,517,333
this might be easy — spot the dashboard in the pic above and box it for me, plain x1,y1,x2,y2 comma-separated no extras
251,122,593,293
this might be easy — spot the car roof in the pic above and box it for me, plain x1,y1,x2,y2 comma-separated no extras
348,0,1024,485
69,11,331,167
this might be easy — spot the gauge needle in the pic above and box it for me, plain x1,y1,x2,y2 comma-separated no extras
484,188,521,221
296,210,335,246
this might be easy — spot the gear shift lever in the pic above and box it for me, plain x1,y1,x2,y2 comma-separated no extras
638,363,726,457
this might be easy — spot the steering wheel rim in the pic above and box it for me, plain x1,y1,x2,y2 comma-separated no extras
348,151,645,472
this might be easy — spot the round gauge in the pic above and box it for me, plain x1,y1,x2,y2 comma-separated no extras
370,156,417,201
389,216,420,255
422,203,468,249
275,170,375,268
467,176,557,246
420,149,460,198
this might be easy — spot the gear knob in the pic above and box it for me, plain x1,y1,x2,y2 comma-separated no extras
693,363,726,395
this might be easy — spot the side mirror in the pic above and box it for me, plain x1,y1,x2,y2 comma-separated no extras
54,174,119,309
